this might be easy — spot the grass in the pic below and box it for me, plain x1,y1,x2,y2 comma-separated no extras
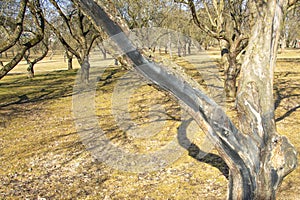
0,49,300,199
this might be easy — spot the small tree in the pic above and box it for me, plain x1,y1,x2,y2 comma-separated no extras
74,0,298,199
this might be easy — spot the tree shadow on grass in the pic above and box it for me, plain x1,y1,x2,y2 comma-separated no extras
177,118,229,179
274,70,300,122
0,70,78,107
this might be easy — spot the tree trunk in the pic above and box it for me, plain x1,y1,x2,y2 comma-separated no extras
220,40,240,98
177,43,181,57
80,56,90,83
73,1,298,199
65,51,73,70
24,41,48,79
97,42,107,60
177,34,182,57
27,62,34,78
102,49,107,60
24,49,31,64
234,0,298,198
68,56,73,70
182,42,187,57
187,38,191,55
224,54,240,99
0,53,3,67
168,33,173,59
49,49,55,60
114,59,118,65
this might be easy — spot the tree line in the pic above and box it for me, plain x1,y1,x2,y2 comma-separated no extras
1,0,300,199
0,0,299,96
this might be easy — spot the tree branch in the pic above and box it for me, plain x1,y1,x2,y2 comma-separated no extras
48,0,82,46
0,0,44,79
45,19,81,61
0,0,28,53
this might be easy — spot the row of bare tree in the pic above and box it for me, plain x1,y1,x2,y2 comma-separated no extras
1,0,299,91
0,0,299,199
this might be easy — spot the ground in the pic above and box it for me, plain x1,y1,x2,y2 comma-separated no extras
0,49,299,199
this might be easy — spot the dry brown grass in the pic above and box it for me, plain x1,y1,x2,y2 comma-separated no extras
0,49,299,199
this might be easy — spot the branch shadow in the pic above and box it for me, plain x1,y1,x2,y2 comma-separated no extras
276,105,300,122
274,69,300,122
177,118,229,179
0,70,77,108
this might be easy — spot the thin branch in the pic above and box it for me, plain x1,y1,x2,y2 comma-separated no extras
48,0,82,45
45,19,81,61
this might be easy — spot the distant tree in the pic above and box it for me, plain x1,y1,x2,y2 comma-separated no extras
282,5,300,49
114,0,171,29
74,0,298,199
96,39,108,60
63,49,74,70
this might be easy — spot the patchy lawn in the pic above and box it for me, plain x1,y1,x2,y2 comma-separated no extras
0,50,299,199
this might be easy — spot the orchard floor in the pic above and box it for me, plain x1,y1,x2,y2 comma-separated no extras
0,49,299,199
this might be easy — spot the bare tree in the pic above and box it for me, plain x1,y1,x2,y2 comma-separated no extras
0,0,27,53
115,0,172,29
173,0,250,98
45,0,100,83
73,0,298,199
281,5,300,49
64,49,74,70
0,0,45,79
24,40,49,78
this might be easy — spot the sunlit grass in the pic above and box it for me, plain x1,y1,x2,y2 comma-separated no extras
0,50,299,199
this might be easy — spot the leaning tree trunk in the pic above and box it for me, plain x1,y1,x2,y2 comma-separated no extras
101,48,107,60
73,0,298,199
